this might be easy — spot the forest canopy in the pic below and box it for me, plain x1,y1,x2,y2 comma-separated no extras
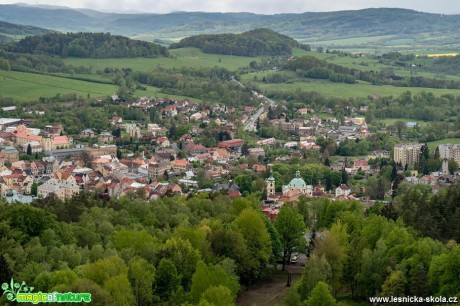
169,28,299,57
10,32,169,58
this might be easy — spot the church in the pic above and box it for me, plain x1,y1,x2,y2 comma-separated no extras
266,170,318,205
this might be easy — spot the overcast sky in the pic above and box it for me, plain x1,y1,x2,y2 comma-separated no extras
2,0,460,14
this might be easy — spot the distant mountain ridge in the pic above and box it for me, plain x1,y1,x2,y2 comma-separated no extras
1,5,460,50
0,20,54,42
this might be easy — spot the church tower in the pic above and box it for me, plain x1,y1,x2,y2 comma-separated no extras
442,158,449,175
266,172,275,197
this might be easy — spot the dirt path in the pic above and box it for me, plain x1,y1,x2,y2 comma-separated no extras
236,263,305,306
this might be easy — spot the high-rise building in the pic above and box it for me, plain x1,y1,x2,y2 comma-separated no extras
393,143,423,167
439,144,460,166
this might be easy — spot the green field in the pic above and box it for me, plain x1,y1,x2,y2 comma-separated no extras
240,75,460,98
375,118,429,127
64,47,257,72
427,138,460,152
0,70,201,102
0,70,118,100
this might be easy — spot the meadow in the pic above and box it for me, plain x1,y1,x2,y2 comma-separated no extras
0,70,200,102
240,75,460,98
64,47,257,72
4,46,460,102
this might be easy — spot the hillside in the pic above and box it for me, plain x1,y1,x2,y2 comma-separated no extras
12,32,169,58
2,5,460,50
169,28,299,56
0,20,54,42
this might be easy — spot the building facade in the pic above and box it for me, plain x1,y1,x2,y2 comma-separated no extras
394,143,423,167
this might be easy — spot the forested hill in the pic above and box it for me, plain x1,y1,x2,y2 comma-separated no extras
170,29,299,56
4,5,460,50
0,21,54,42
12,32,169,58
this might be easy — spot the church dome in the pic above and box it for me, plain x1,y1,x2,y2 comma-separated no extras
286,171,307,188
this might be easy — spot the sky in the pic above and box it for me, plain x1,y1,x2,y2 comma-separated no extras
1,0,460,14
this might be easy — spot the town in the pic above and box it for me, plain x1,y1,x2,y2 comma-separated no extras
0,93,457,217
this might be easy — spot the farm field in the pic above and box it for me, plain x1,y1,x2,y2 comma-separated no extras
325,54,460,81
64,47,256,72
0,70,200,102
0,70,118,101
240,76,460,98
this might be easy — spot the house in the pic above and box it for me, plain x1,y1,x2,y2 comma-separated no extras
171,159,188,172
156,137,170,148
148,162,170,179
184,142,208,156
98,132,114,144
37,172,80,200
80,129,96,138
218,139,245,150
44,124,64,136
147,124,164,136
112,116,122,124
352,118,366,125
211,148,229,162
335,184,351,197
0,144,19,162
298,108,314,115
256,138,276,146
190,112,203,121
21,141,43,153
252,164,267,172
353,160,369,172
368,150,390,159
249,148,265,158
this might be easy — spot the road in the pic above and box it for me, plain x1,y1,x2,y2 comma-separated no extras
243,97,277,131
230,76,277,132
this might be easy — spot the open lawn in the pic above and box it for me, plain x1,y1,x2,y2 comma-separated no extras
240,76,460,98
427,138,460,152
64,47,257,72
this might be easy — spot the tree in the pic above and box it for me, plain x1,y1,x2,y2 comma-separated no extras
153,258,181,301
128,258,155,306
341,168,348,185
448,158,458,175
0,59,10,71
274,205,305,270
104,274,135,306
304,281,336,306
297,254,331,301
27,144,32,155
200,285,234,306
158,237,201,290
233,208,272,285
381,270,406,297
0,253,12,284
190,261,239,303
168,124,177,140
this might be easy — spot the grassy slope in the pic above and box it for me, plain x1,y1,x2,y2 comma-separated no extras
64,47,256,72
0,70,117,100
5,47,460,102
241,76,460,98
0,70,199,102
